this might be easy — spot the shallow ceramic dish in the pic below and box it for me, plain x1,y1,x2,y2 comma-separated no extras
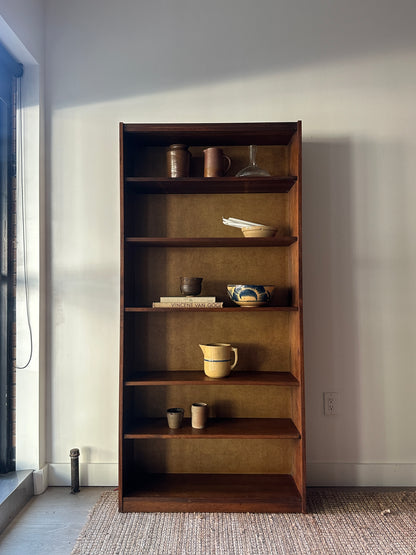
227,284,275,307
241,225,277,238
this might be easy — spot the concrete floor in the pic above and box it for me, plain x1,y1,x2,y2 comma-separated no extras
0,486,112,555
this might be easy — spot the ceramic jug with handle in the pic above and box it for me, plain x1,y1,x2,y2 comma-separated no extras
203,147,231,177
199,343,238,378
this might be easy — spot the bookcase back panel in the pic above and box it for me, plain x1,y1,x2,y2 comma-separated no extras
125,193,289,237
125,247,290,306
131,385,293,419
125,145,290,179
132,439,296,474
125,311,291,372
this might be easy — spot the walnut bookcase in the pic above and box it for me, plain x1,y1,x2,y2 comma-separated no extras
119,122,305,513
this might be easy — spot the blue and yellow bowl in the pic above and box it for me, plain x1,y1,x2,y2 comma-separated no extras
226,284,275,307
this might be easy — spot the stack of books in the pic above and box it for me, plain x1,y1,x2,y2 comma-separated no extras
152,296,223,308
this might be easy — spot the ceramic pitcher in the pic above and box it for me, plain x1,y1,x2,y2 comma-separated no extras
199,343,238,378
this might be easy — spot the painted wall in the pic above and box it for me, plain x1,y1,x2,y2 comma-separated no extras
43,0,416,485
0,0,43,62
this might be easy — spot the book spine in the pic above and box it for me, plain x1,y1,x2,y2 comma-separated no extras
159,296,216,303
153,302,223,308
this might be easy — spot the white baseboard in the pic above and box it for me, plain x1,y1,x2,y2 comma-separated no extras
33,465,49,495
307,462,416,486
48,463,117,487
49,462,416,487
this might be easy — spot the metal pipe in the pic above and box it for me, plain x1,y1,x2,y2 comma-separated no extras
70,448,80,494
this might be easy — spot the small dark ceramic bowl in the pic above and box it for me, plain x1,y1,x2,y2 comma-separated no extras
180,277,203,296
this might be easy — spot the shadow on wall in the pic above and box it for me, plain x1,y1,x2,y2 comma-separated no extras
302,140,367,466
302,132,416,480
45,0,416,108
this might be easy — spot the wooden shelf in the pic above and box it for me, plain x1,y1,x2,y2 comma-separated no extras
125,176,297,194
125,236,297,247
125,418,300,439
122,474,303,513
125,306,298,313
125,371,299,387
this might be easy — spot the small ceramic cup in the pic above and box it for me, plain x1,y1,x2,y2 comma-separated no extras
166,407,184,429
166,144,191,177
191,402,208,429
203,147,231,177
180,277,203,296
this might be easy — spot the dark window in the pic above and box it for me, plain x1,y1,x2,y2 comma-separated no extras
0,42,22,473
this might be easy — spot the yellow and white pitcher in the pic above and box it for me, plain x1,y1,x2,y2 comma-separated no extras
199,343,238,378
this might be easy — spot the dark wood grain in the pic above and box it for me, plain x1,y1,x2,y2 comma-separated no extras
121,474,302,513
288,122,306,512
123,122,299,146
124,306,298,312
125,418,300,439
125,176,297,194
125,236,297,247
118,122,125,510
125,371,299,387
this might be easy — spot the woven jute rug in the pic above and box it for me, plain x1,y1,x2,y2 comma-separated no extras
71,488,416,554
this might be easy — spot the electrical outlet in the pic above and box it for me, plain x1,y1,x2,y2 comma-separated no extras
324,392,339,415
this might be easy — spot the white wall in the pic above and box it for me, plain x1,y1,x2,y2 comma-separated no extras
44,0,416,485
0,0,43,61
0,0,46,490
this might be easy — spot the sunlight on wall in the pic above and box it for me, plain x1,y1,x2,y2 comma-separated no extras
45,44,416,484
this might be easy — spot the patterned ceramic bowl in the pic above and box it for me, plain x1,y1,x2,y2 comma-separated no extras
226,284,275,307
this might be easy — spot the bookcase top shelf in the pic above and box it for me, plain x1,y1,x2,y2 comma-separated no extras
122,122,300,146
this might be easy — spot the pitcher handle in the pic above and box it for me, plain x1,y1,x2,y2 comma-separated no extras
230,347,238,370
223,155,232,175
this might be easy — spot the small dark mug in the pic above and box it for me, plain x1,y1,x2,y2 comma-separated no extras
180,277,202,296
